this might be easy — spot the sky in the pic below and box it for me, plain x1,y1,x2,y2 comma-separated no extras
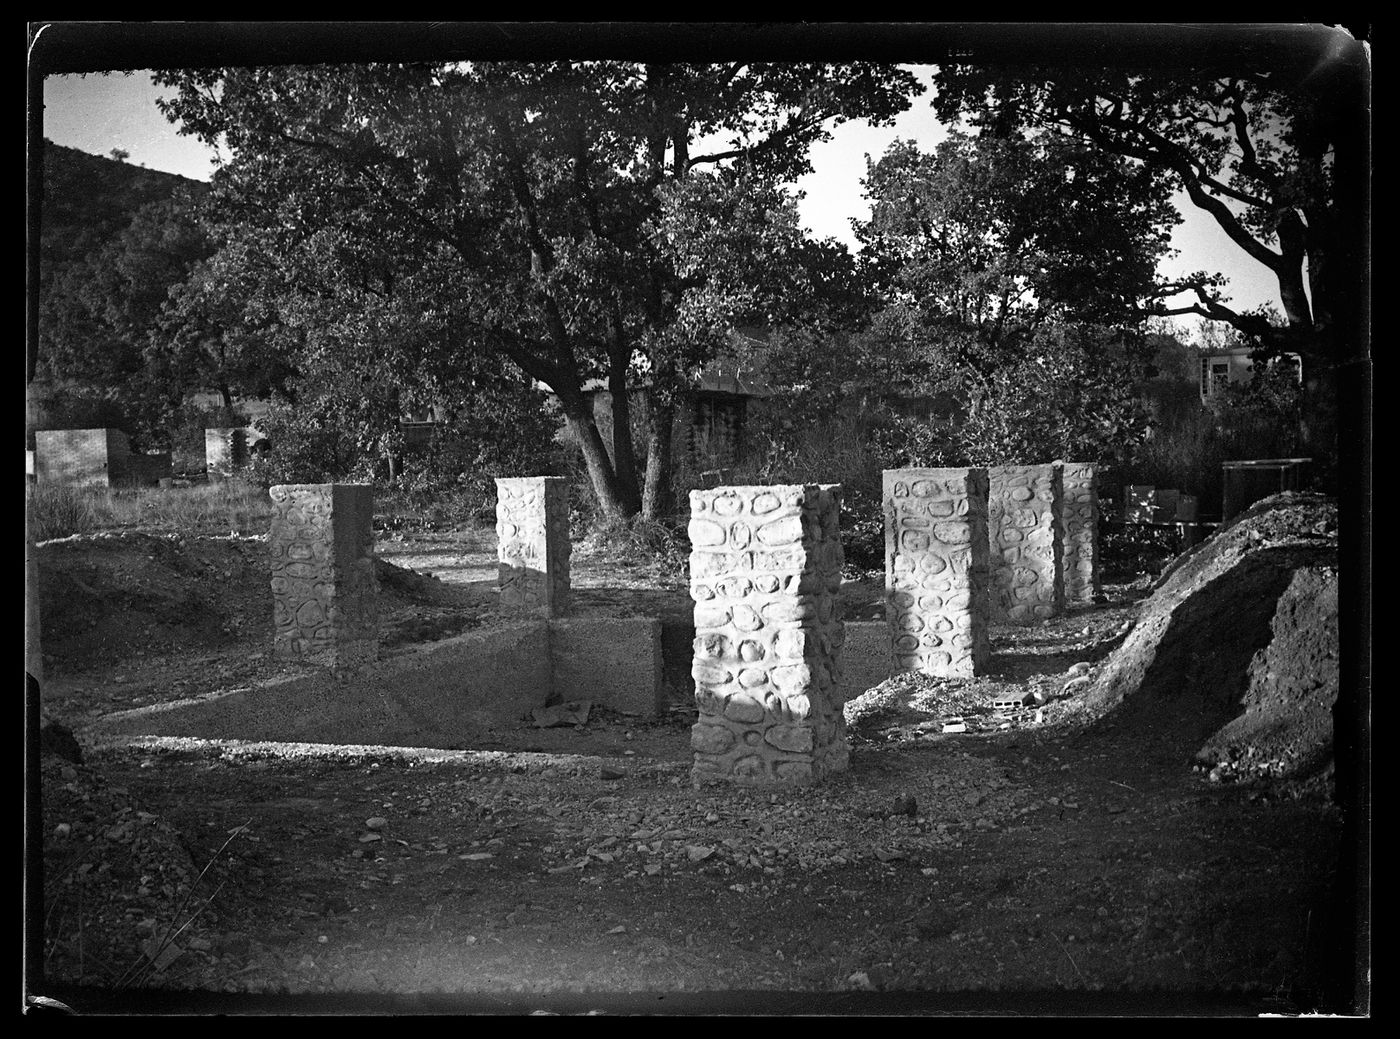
39,68,1287,338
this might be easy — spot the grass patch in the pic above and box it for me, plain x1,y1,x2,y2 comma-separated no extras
27,479,274,540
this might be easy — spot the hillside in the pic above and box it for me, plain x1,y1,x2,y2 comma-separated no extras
39,140,206,288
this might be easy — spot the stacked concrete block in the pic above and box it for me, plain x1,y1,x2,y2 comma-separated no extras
987,464,1064,624
1057,461,1101,605
269,484,378,667
688,484,847,787
495,477,571,618
205,427,248,476
883,468,991,677
35,428,132,489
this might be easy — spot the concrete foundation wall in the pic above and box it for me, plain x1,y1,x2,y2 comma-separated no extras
97,622,555,746
95,617,671,746
550,617,664,717
840,620,894,700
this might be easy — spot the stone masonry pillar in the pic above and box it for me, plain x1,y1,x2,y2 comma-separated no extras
884,468,991,678
269,484,378,667
688,484,847,787
987,464,1064,624
1057,461,1101,605
495,477,571,618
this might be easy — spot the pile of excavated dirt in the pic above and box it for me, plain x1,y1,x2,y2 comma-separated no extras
1082,492,1339,784
1195,564,1339,783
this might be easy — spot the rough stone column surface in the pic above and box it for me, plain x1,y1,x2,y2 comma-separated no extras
884,468,991,677
269,484,378,667
988,464,1064,624
1057,461,1101,604
495,477,571,618
688,484,847,787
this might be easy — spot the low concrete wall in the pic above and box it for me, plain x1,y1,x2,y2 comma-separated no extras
93,616,669,747
841,620,894,701
95,622,553,748
551,617,663,717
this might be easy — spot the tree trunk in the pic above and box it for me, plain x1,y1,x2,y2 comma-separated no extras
607,364,643,514
641,395,676,520
563,408,635,521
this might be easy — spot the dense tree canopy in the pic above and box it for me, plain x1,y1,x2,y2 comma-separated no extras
929,59,1360,365
855,131,1177,371
153,61,921,517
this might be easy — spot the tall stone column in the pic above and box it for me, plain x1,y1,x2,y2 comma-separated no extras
269,484,378,667
988,464,1064,624
1057,461,1101,604
688,484,846,787
884,468,991,677
495,477,571,618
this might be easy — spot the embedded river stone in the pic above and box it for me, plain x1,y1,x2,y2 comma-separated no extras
688,484,846,787
495,476,571,618
883,468,991,677
269,484,378,667
1057,460,1101,605
988,464,1064,624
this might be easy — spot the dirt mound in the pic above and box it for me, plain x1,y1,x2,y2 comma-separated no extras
1083,492,1339,776
36,531,269,674
35,531,477,677
1195,564,1339,782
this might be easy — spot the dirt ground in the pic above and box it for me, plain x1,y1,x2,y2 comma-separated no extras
29,522,1357,1015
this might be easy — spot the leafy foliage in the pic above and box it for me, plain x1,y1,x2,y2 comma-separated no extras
152,61,921,518
857,132,1178,346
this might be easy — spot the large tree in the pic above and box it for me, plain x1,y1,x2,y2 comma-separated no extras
153,61,920,518
855,131,1177,374
930,47,1368,464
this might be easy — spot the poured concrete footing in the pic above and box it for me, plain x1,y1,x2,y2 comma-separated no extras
93,617,665,749
840,620,895,701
